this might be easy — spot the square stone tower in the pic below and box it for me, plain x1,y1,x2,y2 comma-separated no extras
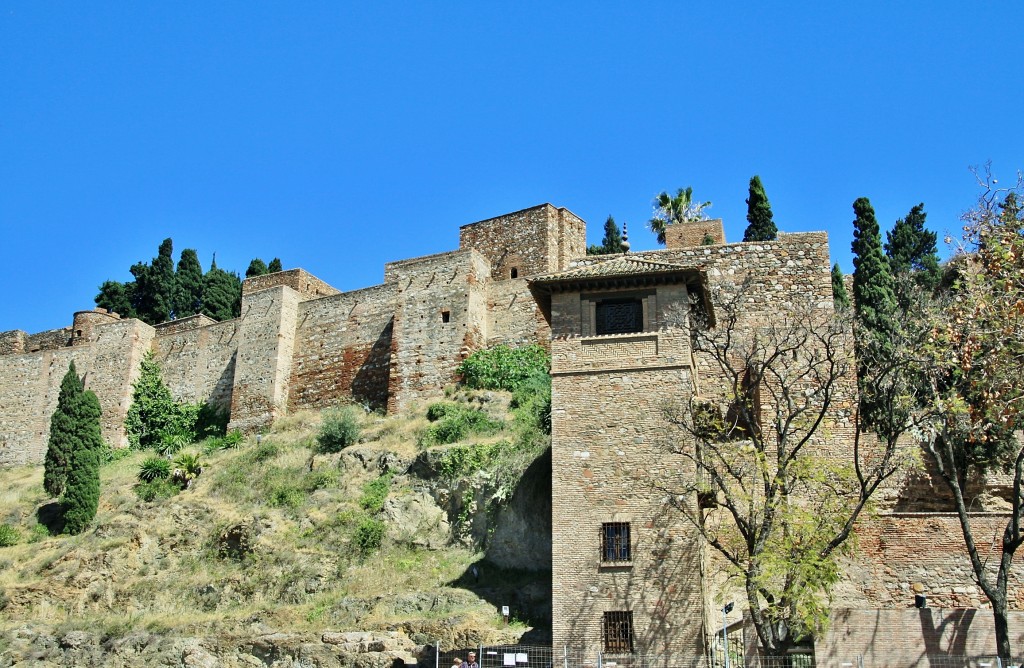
531,256,710,665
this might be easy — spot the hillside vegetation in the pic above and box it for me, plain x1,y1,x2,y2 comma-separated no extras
0,362,553,666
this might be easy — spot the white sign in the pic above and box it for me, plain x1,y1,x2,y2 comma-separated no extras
501,606,509,616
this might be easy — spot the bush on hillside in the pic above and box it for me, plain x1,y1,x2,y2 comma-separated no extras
317,406,362,453
456,344,549,392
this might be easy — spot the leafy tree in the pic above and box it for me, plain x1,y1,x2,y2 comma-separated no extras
267,257,282,273
884,203,940,297
95,280,136,318
43,362,83,497
62,389,102,534
125,352,190,449
831,263,850,309
912,180,1024,660
246,258,269,278
202,257,243,322
173,248,204,318
662,278,907,658
587,216,625,255
742,175,778,242
648,187,711,245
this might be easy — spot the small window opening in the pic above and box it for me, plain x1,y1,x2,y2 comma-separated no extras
603,611,635,653
510,267,519,279
596,298,643,335
75,330,83,338
441,309,451,324
601,522,631,562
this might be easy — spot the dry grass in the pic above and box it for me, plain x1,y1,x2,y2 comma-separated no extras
0,396,546,642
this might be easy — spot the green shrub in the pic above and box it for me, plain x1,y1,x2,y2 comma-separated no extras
172,452,203,488
250,441,280,463
359,472,393,513
27,523,50,543
303,469,338,491
419,406,502,447
201,429,244,454
457,344,550,392
436,441,505,481
0,524,20,547
269,484,305,509
426,402,459,422
134,478,179,502
510,370,552,436
317,407,362,453
195,402,230,439
125,353,204,450
100,444,133,465
353,517,385,555
138,456,172,482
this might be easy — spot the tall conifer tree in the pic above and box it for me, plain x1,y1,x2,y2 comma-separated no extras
884,203,940,294
851,197,898,426
267,258,283,273
173,248,204,319
246,258,269,278
743,175,778,242
43,362,83,498
202,257,243,322
61,389,103,534
851,197,897,334
831,263,850,309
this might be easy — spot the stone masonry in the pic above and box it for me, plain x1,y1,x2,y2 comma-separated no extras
1,203,1022,665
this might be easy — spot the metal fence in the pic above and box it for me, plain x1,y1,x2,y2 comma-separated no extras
430,645,1024,668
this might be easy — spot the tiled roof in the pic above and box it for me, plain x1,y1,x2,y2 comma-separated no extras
529,255,704,294
532,255,693,282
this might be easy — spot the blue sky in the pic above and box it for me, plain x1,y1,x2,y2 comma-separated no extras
2,3,1022,334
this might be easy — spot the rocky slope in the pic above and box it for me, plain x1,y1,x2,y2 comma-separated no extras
0,393,552,666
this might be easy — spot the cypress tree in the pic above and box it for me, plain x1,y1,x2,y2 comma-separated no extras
884,203,940,294
62,389,103,534
851,197,898,427
600,216,624,253
267,258,283,273
173,248,204,319
95,280,136,318
132,239,176,324
831,263,850,309
851,197,897,335
43,362,83,498
743,175,778,242
246,258,269,278
202,257,243,322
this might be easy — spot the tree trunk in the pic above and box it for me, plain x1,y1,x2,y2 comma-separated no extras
993,606,1012,660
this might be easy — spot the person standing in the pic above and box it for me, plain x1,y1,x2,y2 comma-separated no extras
464,651,480,668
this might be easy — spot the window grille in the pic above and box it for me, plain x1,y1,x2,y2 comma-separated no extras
603,610,634,653
595,299,643,335
601,522,631,562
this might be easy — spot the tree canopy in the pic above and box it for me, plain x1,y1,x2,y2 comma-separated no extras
95,241,267,324
586,216,626,255
648,187,711,245
742,175,778,242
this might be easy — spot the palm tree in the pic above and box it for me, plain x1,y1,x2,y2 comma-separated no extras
649,186,712,245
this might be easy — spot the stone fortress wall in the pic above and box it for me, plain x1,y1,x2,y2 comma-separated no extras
0,203,571,467
0,203,1019,661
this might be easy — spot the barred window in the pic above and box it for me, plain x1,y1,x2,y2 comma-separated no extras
601,522,631,562
603,611,634,653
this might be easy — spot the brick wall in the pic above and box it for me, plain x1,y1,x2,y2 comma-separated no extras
816,609,1024,665
388,250,489,412
664,219,726,249
484,278,551,349
288,283,396,412
242,267,342,300
228,285,301,433
155,318,239,410
459,203,586,280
